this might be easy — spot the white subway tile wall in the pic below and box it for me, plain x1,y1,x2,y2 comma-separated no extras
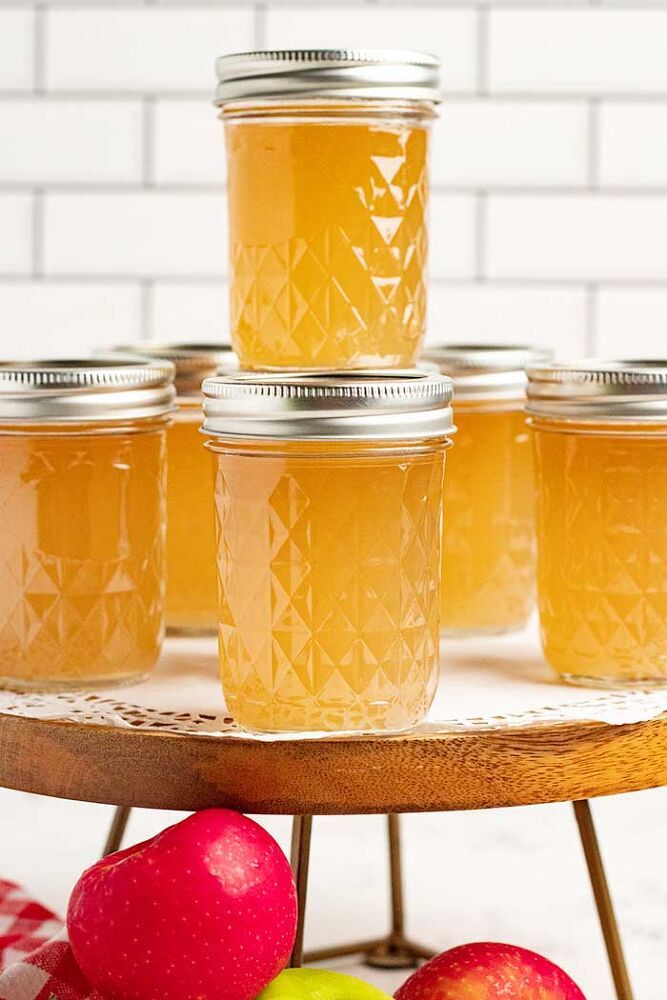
0,11,33,92
0,2,666,358
0,283,143,359
44,192,226,276
0,194,33,274
263,8,478,92
46,9,255,93
487,196,667,280
0,100,144,184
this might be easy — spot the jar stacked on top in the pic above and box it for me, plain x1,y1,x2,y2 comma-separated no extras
216,49,440,372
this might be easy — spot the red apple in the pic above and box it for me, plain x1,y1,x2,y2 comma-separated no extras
395,942,586,1000
67,809,297,1000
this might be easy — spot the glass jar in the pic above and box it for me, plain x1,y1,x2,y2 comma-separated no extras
423,345,550,636
202,370,454,734
215,50,440,371
107,343,239,635
0,360,174,689
528,360,667,688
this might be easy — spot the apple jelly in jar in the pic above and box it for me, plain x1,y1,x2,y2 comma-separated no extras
529,360,667,688
423,345,549,636
215,50,440,371
203,371,454,734
0,359,175,689
109,343,238,635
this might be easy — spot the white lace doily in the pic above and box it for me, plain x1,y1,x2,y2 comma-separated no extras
1,624,667,741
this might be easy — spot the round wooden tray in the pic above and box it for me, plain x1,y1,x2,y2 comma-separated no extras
1,707,667,815
1,630,667,814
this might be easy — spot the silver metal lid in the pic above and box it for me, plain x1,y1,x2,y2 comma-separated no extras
103,342,239,397
422,343,553,402
0,359,175,423
215,49,441,107
202,370,454,442
527,360,667,422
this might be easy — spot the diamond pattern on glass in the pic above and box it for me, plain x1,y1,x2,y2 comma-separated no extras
228,119,429,369
536,427,667,683
0,428,166,687
213,446,444,733
442,409,535,634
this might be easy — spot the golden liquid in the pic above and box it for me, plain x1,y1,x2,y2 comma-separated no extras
0,421,166,688
209,439,446,733
441,405,535,634
534,419,667,685
225,104,430,370
165,403,218,633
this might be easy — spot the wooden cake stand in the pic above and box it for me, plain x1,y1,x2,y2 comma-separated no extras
1,639,666,1000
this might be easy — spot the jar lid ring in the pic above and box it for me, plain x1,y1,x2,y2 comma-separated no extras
0,358,176,422
215,48,441,106
527,359,667,421
203,370,455,442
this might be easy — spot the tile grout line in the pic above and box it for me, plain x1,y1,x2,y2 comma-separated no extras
33,2,46,95
12,1,666,7
585,284,598,355
474,190,487,283
140,280,154,339
476,4,489,97
587,99,601,191
3,1,667,7
253,3,266,49
8,182,667,196
142,96,156,187
0,273,666,289
31,187,44,280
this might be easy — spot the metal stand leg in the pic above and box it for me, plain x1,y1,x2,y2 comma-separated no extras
365,815,435,969
290,815,313,968
573,800,634,1000
102,806,131,858
303,814,434,969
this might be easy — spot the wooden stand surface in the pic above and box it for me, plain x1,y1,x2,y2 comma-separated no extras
1,707,666,815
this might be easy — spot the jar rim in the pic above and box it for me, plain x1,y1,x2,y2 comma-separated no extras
202,369,455,442
0,358,176,422
527,358,667,421
214,48,441,107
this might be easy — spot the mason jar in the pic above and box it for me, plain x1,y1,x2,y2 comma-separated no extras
529,360,667,688
202,370,454,734
423,344,549,636
0,359,174,689
215,49,440,371
107,342,238,635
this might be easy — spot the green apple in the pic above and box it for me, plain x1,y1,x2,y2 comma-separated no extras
257,968,393,1000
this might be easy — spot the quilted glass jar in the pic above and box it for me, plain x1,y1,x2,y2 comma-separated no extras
215,50,440,371
203,371,454,734
529,360,667,688
0,360,174,690
423,345,549,636
108,343,238,635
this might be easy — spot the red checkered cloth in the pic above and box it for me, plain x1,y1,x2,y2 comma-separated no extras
0,880,102,1000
